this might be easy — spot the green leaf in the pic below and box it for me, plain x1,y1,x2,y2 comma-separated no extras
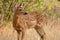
0,4,2,8
24,0,28,2
5,19,10,25
50,0,54,3
56,13,60,18
4,0,9,2
17,0,21,4
46,4,51,10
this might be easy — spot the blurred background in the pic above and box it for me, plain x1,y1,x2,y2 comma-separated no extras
0,0,60,26
0,0,60,40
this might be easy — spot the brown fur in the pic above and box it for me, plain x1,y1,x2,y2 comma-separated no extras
13,7,47,40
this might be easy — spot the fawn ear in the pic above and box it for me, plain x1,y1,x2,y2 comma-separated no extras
12,4,19,13
14,3,24,12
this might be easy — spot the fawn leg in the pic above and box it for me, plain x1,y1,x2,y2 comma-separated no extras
34,26,45,40
17,30,25,40
21,30,26,40
16,30,21,40
17,32,20,40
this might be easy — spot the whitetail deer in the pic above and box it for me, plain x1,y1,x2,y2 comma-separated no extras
13,6,47,40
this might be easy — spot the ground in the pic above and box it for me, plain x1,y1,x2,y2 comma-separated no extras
0,22,41,40
0,18,60,40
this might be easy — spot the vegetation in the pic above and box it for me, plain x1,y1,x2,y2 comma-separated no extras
0,0,60,25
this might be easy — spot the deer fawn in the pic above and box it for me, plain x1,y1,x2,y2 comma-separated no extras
13,6,47,40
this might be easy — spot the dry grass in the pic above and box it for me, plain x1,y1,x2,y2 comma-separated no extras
0,18,60,40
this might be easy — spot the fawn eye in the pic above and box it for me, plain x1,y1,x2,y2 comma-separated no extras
24,12,28,15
